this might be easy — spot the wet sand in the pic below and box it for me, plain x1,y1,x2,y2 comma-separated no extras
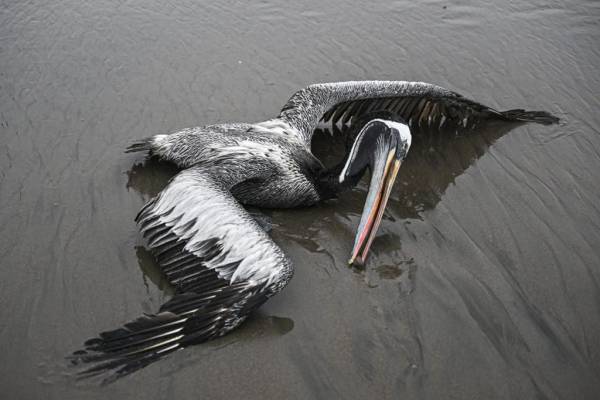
1,0,599,399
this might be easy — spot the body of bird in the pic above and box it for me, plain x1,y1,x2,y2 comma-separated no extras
146,122,326,207
72,80,558,382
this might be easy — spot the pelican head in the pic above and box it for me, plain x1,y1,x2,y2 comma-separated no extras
338,118,412,266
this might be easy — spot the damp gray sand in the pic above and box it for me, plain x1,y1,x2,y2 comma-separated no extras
1,1,599,399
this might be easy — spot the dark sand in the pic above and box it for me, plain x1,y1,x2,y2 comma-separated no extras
1,0,599,398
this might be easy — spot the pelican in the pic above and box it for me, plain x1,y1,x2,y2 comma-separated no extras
72,81,558,381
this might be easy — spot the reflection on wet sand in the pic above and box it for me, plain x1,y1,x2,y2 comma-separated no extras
126,158,180,199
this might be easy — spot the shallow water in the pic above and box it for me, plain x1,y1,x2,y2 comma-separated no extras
1,0,599,398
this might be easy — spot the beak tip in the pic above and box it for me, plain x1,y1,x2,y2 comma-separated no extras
348,256,365,267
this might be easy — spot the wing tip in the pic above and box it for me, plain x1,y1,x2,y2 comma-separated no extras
500,109,560,125
69,345,179,385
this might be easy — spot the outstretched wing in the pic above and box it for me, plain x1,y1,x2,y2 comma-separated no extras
277,81,559,146
72,166,293,382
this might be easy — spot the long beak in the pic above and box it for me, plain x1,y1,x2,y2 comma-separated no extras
349,149,401,266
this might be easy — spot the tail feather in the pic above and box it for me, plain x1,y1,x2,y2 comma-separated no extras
499,109,559,125
125,138,153,153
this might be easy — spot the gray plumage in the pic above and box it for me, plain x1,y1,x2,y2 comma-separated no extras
74,80,558,382
279,81,558,144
